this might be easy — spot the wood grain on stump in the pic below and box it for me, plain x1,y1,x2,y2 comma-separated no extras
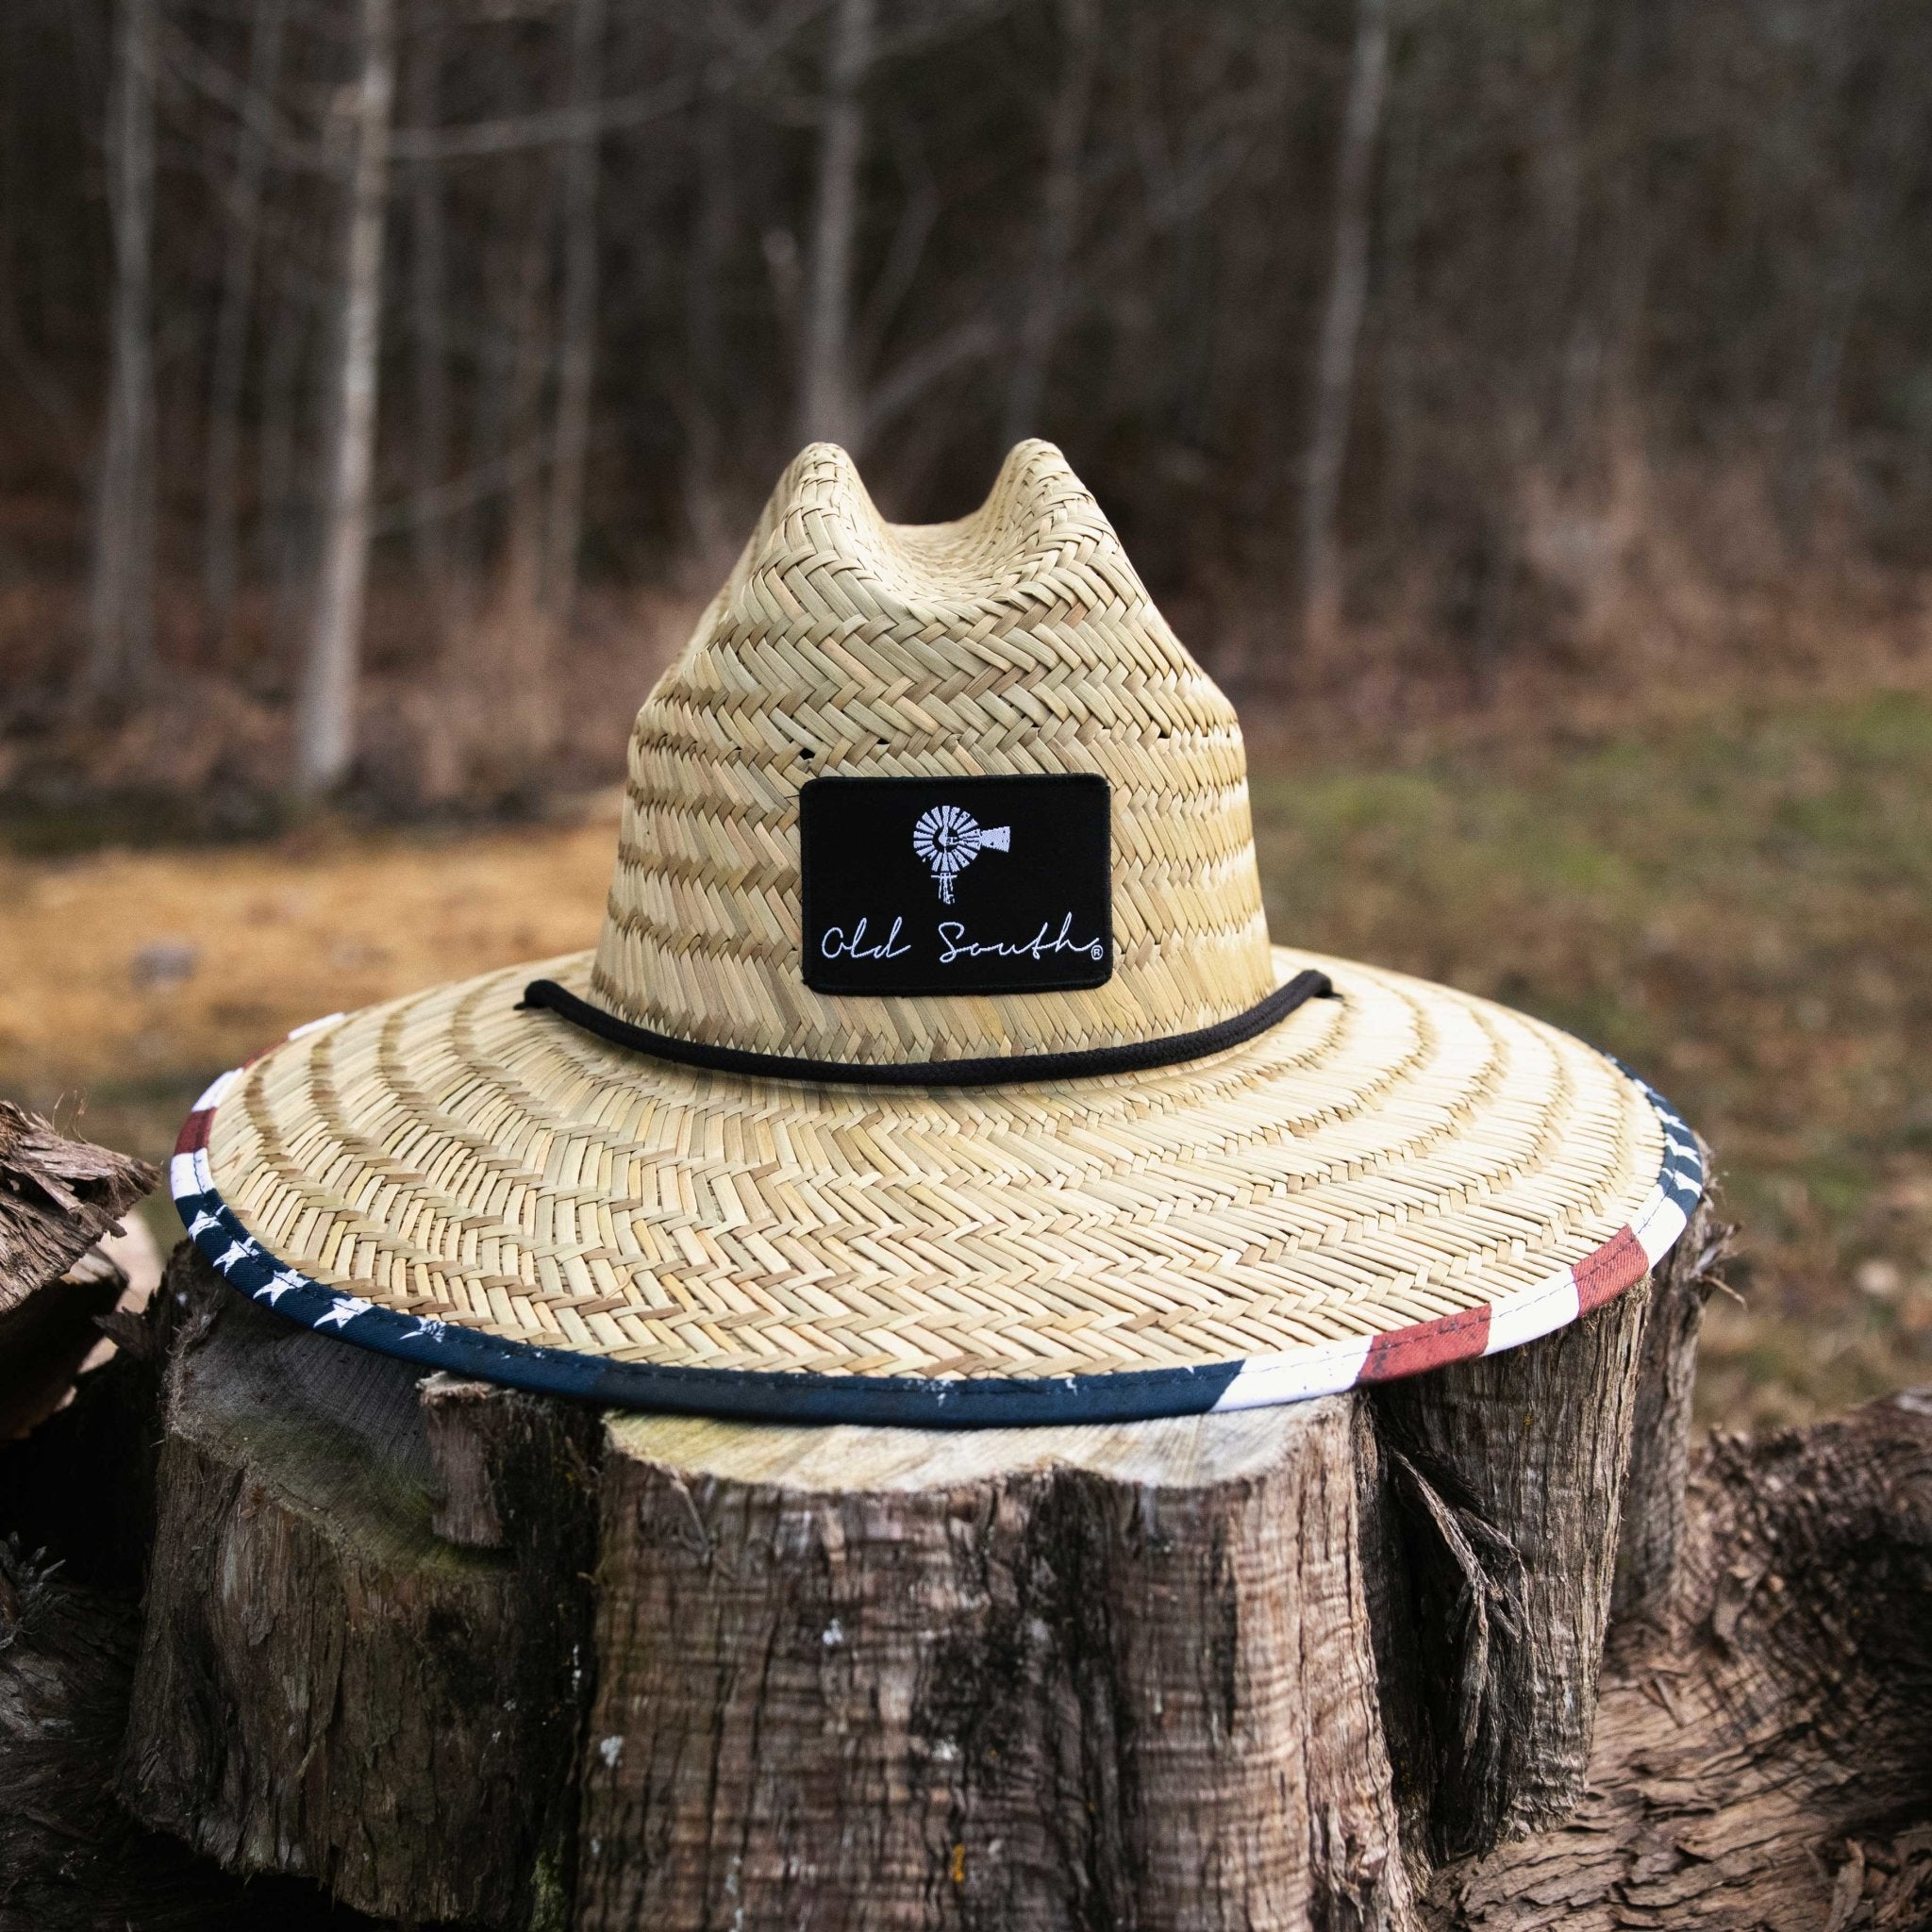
575,1405,1413,1931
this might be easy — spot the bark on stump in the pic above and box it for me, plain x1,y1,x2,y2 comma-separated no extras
13,1105,1932,1928
1369,1273,1654,1856
1426,1390,1932,1929
575,1405,1411,1929
0,1098,157,1441
117,1277,599,1929
116,1233,1688,1930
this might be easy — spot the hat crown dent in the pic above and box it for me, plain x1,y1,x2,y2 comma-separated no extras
591,440,1276,1063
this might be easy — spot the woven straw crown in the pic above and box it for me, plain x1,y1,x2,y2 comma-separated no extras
590,440,1275,1062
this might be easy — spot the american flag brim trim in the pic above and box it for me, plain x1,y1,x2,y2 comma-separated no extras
170,1042,1703,1426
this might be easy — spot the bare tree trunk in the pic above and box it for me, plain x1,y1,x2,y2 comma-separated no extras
679,100,737,558
256,259,313,671
475,172,564,796
502,208,556,614
1775,63,1917,551
543,0,604,626
405,25,452,596
294,0,395,799
86,0,158,701
1000,0,1098,447
1780,195,1898,550
201,0,286,658
1297,0,1389,656
1376,2,1425,535
796,0,874,451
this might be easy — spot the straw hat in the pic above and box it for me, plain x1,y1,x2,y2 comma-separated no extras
173,442,1702,1424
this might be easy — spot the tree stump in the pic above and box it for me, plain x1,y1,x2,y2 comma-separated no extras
1425,1390,1932,1929
15,1100,1931,1928
575,1404,1410,1929
115,1222,1699,1931
3,1134,1924,1930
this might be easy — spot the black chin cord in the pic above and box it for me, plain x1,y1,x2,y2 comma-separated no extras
518,969,1336,1089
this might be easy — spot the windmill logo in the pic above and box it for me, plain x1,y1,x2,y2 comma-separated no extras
911,805,1010,904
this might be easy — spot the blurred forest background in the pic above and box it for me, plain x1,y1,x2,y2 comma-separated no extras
2,0,1930,1423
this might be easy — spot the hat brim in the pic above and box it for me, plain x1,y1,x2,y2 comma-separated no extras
171,948,1702,1425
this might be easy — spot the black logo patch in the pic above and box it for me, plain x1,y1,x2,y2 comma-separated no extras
799,774,1113,995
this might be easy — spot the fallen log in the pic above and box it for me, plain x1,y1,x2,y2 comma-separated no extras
0,1101,156,1303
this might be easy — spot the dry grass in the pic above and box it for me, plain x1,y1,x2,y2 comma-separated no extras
3,675,1928,1429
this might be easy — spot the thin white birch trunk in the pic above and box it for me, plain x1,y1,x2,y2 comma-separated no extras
203,0,287,654
797,0,874,451
543,0,605,624
86,0,158,698
294,0,395,797
1375,4,1425,536
1297,0,1389,654
1001,0,1098,447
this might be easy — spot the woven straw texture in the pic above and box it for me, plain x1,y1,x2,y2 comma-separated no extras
187,441,1678,1394
202,946,1660,1381
592,441,1275,1062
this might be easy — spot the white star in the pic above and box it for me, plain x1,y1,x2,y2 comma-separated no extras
314,1295,374,1330
404,1316,448,1342
254,1269,307,1306
187,1210,220,1238
213,1239,259,1274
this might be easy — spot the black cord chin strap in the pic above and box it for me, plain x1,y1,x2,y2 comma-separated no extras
518,969,1337,1089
